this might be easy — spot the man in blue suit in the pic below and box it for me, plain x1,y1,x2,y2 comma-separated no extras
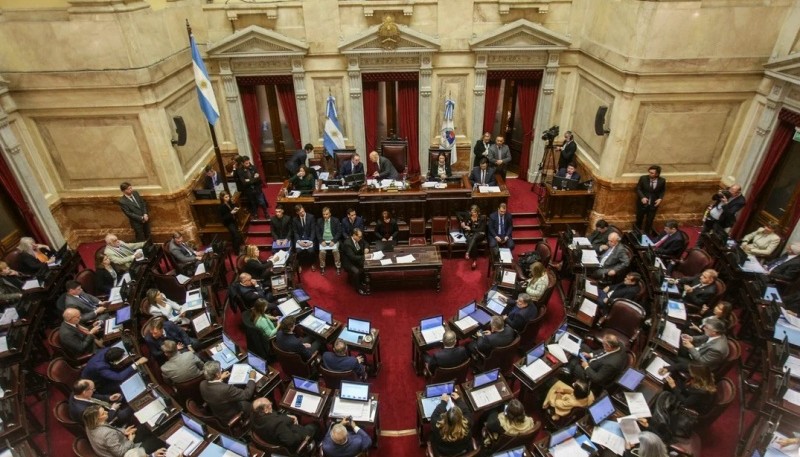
322,339,367,380
292,204,317,268
469,159,497,187
81,346,148,395
321,418,373,457
555,163,581,181
275,315,323,362
488,203,514,250
339,153,364,177
504,293,538,333
341,208,365,238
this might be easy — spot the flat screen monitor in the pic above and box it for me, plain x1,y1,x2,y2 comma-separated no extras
473,368,500,388
292,376,320,394
219,433,248,457
340,380,369,402
420,316,443,331
344,173,365,184
589,395,616,425
313,307,333,325
492,446,526,457
247,352,267,375
292,288,310,302
486,298,506,315
120,372,147,402
222,332,236,352
424,381,455,398
348,318,370,335
617,367,646,391
526,344,546,365
181,413,206,437
553,176,580,190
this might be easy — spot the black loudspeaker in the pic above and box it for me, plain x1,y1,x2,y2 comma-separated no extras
172,116,187,146
594,105,609,136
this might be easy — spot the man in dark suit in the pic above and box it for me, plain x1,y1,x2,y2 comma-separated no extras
675,269,718,307
202,165,221,190
144,318,196,363
321,418,372,457
368,151,399,180
293,204,317,268
81,346,148,395
473,132,494,168
59,308,101,360
592,233,630,279
251,398,318,450
428,152,452,180
270,205,293,251
232,272,272,309
557,130,576,170
167,232,202,275
236,156,269,221
597,272,641,307
160,340,204,384
717,184,746,232
568,335,627,391
69,379,133,425
653,220,686,258
200,360,257,423
322,338,367,380
342,228,368,295
635,165,666,234
275,315,323,362
286,143,314,177
469,159,497,187
63,280,107,324
316,207,343,275
487,136,511,180
118,182,150,241
339,153,364,177
341,208,365,239
424,330,469,373
487,203,514,250
588,220,610,253
670,318,729,374
555,163,581,182
468,316,515,357
504,293,538,333
767,242,800,283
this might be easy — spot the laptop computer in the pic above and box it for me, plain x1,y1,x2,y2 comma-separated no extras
617,367,646,391
338,317,371,344
277,298,302,317
473,368,500,388
419,315,445,344
375,240,395,252
211,333,238,369
339,380,370,402
300,306,332,334
456,301,492,326
588,394,616,425
553,176,580,190
292,288,311,303
166,414,205,455
115,305,132,325
292,376,321,395
219,433,249,457
484,296,507,315
549,424,578,448
420,381,455,419
120,372,148,403
492,446,527,457
247,352,268,375
181,413,206,437
525,344,546,365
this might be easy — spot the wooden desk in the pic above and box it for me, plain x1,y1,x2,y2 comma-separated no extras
512,356,561,408
410,323,452,376
363,245,442,294
461,374,514,414
298,318,342,344
327,391,381,446
279,387,332,420
415,386,468,445
127,385,182,434
762,371,800,419
538,184,595,236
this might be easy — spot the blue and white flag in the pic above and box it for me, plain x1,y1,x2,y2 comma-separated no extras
440,98,456,164
190,35,220,125
323,95,346,157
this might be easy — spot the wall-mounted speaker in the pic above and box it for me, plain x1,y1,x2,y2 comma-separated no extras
594,105,610,136
172,116,187,146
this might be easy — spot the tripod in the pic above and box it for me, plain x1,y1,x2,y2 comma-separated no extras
532,137,557,201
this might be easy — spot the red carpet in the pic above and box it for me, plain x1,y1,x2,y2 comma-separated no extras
39,178,747,456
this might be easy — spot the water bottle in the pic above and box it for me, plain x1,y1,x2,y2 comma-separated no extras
587,181,594,193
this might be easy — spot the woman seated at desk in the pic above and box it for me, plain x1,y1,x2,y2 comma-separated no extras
145,288,189,325
241,245,280,281
460,205,487,270
428,152,452,180
686,301,735,335
524,262,549,302
430,392,474,456
542,379,594,421
94,253,118,297
661,363,716,415
374,210,399,243
289,165,315,193
482,399,537,446
251,298,278,339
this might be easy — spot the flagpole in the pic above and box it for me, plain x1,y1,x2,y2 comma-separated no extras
186,20,229,195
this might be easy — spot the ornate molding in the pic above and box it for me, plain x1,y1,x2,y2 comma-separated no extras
364,5,413,17
225,6,278,23
207,25,308,61
487,53,548,67
498,0,549,15
232,58,293,73
67,0,149,14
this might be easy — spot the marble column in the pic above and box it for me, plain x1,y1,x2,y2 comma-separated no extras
528,52,559,182
0,82,65,246
347,58,366,155
220,60,251,156
472,54,488,161
739,80,783,192
292,58,311,145
418,55,433,173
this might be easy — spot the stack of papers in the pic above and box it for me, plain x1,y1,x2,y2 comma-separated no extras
660,321,681,348
573,237,592,247
176,274,191,285
579,299,598,317
781,309,800,329
420,326,445,344
133,398,167,427
520,358,551,382
470,384,502,408
666,300,686,320
584,280,598,296
591,421,627,456
617,415,642,446
784,355,800,378
396,254,416,264
624,392,651,418
499,248,513,263
369,251,385,261
293,393,322,414
0,308,19,326
104,319,122,335
380,259,393,266
783,388,800,406
166,426,203,456
272,250,289,267
645,356,670,382
454,316,478,331
501,270,517,284
22,279,40,290
478,186,501,193
300,314,330,334
228,363,264,385
581,250,599,265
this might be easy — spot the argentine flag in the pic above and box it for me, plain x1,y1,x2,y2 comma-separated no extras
190,35,220,125
323,95,346,157
440,98,456,164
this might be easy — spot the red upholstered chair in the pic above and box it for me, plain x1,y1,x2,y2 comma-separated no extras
251,430,315,456
319,365,358,390
518,303,548,351
47,357,82,396
271,340,318,380
431,217,451,254
150,269,190,302
695,377,736,426
715,339,741,379
671,249,714,280
48,330,92,367
3,250,22,271
380,136,409,175
334,149,357,174
535,242,552,268
425,358,471,385
73,437,100,457
170,373,204,408
75,269,99,297
586,298,647,352
426,438,481,457
474,336,520,377
55,401,85,437
186,399,247,438
482,425,539,455
409,218,427,246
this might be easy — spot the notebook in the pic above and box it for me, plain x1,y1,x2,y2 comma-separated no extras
277,298,302,316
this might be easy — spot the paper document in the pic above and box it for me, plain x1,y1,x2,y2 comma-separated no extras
769,431,800,455
194,263,206,276
584,280,598,296
742,255,767,274
422,181,438,188
450,232,466,244
499,248,513,263
22,279,40,290
573,237,592,247
581,250,599,265
294,393,322,414
501,270,517,284
0,308,19,326
109,287,123,304
558,332,582,355
520,358,551,382
470,384,502,408
765,286,783,303
380,259,393,266
783,388,800,406
0,336,8,353
660,321,681,348
552,438,590,457
645,356,670,382
369,251,384,260
176,274,190,285
784,355,800,378
591,421,626,456
781,308,800,329
228,363,263,385
454,316,478,332
617,415,642,446
332,398,371,419
319,242,339,251
666,300,687,320
192,313,211,333
661,280,679,294
396,254,416,264
478,186,501,193
654,258,666,270
133,398,167,426
579,299,597,317
624,392,652,418
166,426,203,456
104,319,122,335
271,250,288,267
421,326,445,344
300,315,330,334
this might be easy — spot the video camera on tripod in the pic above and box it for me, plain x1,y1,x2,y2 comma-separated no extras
541,125,560,142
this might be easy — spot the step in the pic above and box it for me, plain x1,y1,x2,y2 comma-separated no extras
247,224,272,235
514,211,539,218
245,235,272,247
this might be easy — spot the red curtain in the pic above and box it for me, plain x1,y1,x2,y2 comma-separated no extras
276,83,302,150
483,79,501,136
0,150,48,243
238,85,264,173
515,78,540,182
732,118,794,237
397,80,420,174
363,81,379,176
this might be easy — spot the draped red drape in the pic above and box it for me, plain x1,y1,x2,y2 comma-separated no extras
397,80,420,174
362,81,380,176
276,83,302,150
732,118,794,238
0,151,48,243
237,85,264,173
516,79,540,182
483,79,501,136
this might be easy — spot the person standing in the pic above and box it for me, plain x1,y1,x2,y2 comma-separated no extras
487,203,514,250
557,131,576,170
118,182,150,242
286,143,314,178
218,190,242,254
635,165,666,234
487,136,511,180
236,156,269,221
473,132,494,168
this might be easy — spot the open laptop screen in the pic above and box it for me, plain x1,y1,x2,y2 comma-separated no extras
526,344,546,365
219,433,248,457
473,368,500,388
589,395,616,425
114,305,132,325
420,316,443,330
549,424,578,447
292,376,320,394
340,381,370,402
247,352,267,375
222,332,236,352
314,307,333,325
120,372,147,402
348,318,370,334
424,381,455,398
486,298,506,315
292,288,310,302
617,367,646,391
181,413,206,437
457,301,477,320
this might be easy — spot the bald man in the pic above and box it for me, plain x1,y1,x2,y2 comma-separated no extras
103,233,145,271
320,417,372,457
592,232,630,279
368,151,399,180
59,308,102,359
251,398,318,450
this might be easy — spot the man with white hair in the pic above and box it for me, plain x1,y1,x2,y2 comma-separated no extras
591,232,630,279
251,398,318,450
320,417,372,457
103,233,144,271
767,242,800,283
368,151,398,180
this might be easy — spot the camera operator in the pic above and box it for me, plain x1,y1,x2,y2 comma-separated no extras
701,184,745,236
556,130,575,170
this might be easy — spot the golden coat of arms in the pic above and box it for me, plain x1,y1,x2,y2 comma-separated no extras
378,15,399,50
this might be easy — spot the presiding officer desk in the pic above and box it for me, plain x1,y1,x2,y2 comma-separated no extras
276,174,510,222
